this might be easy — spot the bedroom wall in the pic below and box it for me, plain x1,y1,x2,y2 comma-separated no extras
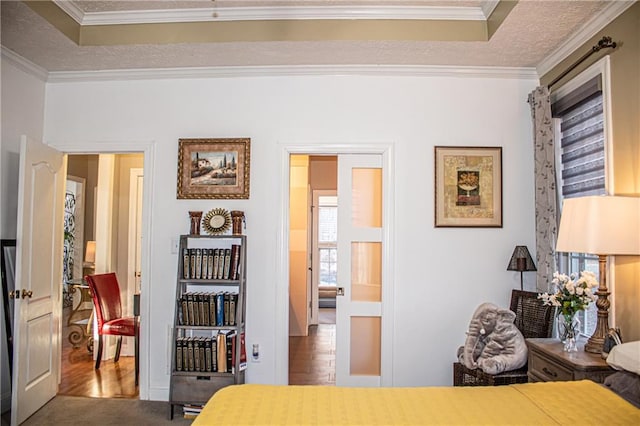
0,58,46,240
38,70,538,395
541,3,640,341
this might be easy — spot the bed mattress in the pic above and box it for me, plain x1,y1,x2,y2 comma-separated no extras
193,379,640,425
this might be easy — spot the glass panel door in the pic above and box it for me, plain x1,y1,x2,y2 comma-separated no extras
336,155,384,386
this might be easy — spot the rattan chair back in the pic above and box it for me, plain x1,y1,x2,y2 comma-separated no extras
509,289,554,338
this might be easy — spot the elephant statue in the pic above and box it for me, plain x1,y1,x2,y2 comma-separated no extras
456,302,527,375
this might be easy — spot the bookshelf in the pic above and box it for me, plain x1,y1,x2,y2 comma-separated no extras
168,234,246,419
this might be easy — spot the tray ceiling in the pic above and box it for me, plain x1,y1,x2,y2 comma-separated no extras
0,1,630,73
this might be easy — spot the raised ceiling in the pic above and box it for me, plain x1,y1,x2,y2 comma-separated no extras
0,1,633,74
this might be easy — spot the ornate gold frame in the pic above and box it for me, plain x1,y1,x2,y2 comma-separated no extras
177,138,250,199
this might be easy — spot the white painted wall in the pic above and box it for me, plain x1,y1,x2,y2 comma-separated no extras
0,57,46,239
37,71,538,397
0,58,46,414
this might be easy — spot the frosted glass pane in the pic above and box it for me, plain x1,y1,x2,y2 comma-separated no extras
351,242,381,302
352,168,382,228
350,317,381,376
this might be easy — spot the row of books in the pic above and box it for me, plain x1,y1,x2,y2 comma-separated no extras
175,331,246,373
182,245,241,280
182,404,203,420
178,292,239,327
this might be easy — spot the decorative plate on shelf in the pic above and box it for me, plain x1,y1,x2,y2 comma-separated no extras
202,208,232,235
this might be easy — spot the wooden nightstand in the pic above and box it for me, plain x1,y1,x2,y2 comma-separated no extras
527,337,615,383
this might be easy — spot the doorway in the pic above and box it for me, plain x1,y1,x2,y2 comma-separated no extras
58,153,143,399
9,139,154,423
288,156,337,386
284,148,393,387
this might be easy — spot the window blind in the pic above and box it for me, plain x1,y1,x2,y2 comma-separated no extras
557,90,606,198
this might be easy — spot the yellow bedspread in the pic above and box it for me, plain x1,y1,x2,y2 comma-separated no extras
193,380,640,425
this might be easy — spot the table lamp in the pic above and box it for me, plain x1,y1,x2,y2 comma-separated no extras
555,195,640,353
507,245,537,290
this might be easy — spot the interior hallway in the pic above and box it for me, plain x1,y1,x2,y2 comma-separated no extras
289,308,336,386
59,305,138,398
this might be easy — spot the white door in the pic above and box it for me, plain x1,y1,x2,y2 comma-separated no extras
11,137,66,425
335,154,385,386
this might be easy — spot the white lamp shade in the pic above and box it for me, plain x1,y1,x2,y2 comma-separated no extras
556,196,640,255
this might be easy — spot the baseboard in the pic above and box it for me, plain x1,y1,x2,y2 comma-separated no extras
148,386,169,402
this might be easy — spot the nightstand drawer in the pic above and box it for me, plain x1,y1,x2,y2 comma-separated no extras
529,354,573,381
526,338,614,384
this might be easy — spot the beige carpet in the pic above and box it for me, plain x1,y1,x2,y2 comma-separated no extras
13,396,194,425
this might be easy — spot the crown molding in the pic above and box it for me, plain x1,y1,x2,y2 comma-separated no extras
482,1,501,18
536,0,635,77
53,0,84,24
1,47,49,82
46,64,537,83
54,4,488,25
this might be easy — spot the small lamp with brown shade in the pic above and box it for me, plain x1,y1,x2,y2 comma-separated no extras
555,195,640,354
507,245,537,291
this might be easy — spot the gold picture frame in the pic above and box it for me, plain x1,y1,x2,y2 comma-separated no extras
434,146,502,228
177,138,250,199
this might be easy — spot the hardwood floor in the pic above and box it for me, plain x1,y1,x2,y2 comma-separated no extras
288,308,336,386
59,306,138,398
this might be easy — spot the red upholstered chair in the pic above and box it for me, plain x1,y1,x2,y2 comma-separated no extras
85,272,139,385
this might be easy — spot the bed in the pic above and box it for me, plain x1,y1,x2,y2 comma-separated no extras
193,379,640,425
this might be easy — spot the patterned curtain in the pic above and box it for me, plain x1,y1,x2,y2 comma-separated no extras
528,86,558,292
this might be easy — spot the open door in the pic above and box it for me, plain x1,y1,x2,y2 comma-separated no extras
335,154,384,386
11,136,66,424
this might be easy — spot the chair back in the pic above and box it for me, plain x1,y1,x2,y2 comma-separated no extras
510,289,554,338
85,273,123,331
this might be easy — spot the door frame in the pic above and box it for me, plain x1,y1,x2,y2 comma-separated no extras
276,143,395,386
47,140,155,400
128,168,143,297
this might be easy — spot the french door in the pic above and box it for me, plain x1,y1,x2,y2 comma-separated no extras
335,154,386,386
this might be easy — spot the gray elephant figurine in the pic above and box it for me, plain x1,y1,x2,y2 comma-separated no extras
456,302,527,375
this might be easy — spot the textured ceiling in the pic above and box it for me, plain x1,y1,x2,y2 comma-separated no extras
0,1,619,73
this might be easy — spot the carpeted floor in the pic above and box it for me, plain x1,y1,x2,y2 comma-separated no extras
12,395,194,425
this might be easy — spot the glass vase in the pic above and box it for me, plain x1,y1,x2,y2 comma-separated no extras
557,314,580,352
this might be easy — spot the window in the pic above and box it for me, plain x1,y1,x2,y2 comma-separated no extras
317,196,337,286
553,72,608,337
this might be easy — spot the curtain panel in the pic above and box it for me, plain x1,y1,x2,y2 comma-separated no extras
528,86,558,292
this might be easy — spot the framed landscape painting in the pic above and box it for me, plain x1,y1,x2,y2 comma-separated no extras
177,138,251,199
434,146,502,227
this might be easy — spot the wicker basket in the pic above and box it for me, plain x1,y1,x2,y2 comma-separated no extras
453,362,529,386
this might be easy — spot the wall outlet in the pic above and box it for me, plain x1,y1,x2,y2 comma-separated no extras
251,343,260,362
171,237,179,254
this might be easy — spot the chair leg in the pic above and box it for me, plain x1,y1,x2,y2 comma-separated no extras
95,336,103,370
114,336,123,362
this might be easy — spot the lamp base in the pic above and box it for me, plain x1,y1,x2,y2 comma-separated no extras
584,254,610,355
585,335,605,354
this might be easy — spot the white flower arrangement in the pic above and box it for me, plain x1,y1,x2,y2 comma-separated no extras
538,271,599,317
